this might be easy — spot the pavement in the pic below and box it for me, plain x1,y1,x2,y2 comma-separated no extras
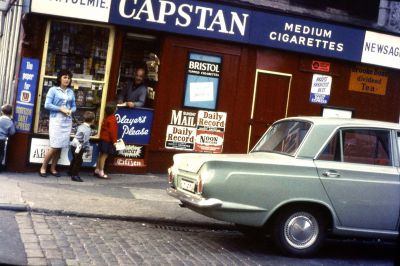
0,170,232,229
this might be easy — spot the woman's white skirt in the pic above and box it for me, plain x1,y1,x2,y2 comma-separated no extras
49,114,72,148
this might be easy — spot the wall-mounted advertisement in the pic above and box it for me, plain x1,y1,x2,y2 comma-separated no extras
165,109,227,153
183,53,222,110
348,65,388,95
29,137,98,167
309,74,332,105
30,0,112,23
14,58,39,132
113,144,146,168
115,108,153,145
195,110,227,153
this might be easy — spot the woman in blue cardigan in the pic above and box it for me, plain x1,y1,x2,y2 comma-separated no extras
39,70,76,177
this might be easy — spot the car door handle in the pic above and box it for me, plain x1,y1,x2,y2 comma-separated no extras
322,170,340,178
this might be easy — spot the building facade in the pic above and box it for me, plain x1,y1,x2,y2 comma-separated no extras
3,0,400,173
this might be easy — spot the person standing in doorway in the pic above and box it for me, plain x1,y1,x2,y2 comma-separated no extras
39,69,76,177
0,104,16,172
117,67,147,108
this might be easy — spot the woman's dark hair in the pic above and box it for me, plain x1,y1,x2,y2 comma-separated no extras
105,101,117,116
56,69,73,87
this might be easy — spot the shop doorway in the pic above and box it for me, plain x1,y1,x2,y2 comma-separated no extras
117,32,160,108
247,70,292,151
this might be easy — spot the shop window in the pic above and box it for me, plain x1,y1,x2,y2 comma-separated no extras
34,20,115,137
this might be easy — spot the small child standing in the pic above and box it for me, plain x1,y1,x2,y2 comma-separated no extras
0,104,16,172
95,102,118,179
69,111,95,182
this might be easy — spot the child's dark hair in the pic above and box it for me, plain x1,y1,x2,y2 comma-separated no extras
56,69,73,87
105,102,117,116
83,111,95,123
1,104,13,116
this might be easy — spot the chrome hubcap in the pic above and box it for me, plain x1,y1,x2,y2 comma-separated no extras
284,212,319,249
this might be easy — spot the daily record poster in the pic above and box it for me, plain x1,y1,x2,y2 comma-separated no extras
165,109,227,153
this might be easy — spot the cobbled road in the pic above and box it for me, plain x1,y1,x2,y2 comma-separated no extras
16,212,398,266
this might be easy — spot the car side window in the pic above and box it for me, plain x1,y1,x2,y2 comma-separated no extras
318,132,341,162
318,128,392,166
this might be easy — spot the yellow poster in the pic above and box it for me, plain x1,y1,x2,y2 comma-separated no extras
348,65,388,95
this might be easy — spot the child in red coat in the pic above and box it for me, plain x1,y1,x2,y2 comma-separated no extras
95,102,118,179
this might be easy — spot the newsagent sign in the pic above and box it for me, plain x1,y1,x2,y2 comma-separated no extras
165,109,227,153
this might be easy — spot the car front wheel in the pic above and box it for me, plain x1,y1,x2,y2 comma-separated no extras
273,208,326,257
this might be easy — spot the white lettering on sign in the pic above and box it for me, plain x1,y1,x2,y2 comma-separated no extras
31,0,111,22
268,22,344,52
170,110,196,127
118,0,249,36
121,125,149,139
115,114,147,126
361,31,400,69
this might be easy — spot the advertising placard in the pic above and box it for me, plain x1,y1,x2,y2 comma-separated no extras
31,0,112,22
309,74,332,104
115,108,154,145
165,124,196,151
113,144,146,167
165,109,227,153
348,65,388,95
29,137,98,167
194,110,226,153
311,61,331,72
184,53,222,110
14,58,39,132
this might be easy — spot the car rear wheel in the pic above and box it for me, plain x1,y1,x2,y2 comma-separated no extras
273,208,326,257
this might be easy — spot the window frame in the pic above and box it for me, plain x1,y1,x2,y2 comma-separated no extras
317,127,394,166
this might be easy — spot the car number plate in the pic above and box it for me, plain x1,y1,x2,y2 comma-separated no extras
181,180,195,192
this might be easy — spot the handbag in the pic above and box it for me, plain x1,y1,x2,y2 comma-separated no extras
115,139,126,151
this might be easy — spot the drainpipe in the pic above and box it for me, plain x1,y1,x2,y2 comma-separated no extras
378,0,390,27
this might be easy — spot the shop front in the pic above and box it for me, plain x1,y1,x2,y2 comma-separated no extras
6,0,400,173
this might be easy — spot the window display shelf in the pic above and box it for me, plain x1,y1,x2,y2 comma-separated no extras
34,20,115,138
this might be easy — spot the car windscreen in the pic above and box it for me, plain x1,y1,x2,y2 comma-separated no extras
252,120,312,155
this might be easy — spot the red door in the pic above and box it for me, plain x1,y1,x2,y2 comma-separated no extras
248,70,292,151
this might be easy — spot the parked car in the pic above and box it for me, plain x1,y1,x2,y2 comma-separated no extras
167,116,400,256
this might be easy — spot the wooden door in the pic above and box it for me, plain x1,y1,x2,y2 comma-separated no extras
248,70,292,151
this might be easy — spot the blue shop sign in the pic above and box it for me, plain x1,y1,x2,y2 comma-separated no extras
109,0,251,43
115,108,154,145
109,0,366,64
14,57,39,132
249,11,365,62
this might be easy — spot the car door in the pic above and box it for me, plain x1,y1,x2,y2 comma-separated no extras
314,128,400,231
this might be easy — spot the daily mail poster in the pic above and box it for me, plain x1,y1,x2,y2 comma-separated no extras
165,110,227,153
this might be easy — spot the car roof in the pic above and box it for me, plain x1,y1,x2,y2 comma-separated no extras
278,116,400,130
